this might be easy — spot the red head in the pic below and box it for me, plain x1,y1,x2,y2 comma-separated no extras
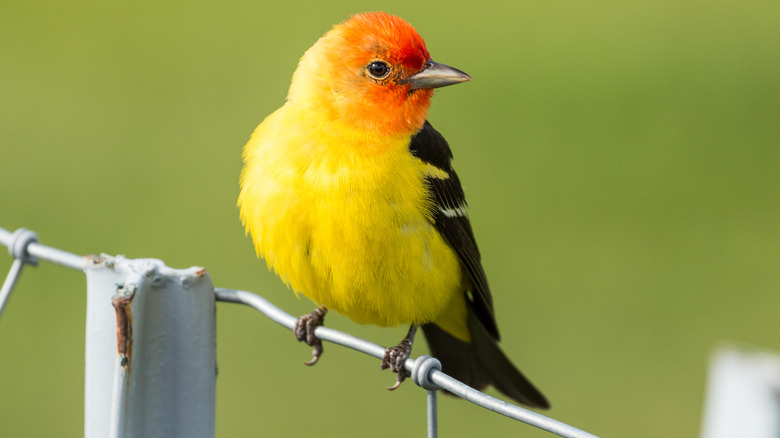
288,12,470,137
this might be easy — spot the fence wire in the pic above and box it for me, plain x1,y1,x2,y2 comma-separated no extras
0,226,599,438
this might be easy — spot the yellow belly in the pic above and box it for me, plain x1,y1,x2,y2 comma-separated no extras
239,107,464,328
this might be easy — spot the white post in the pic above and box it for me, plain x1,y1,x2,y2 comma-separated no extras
84,255,216,438
700,345,780,438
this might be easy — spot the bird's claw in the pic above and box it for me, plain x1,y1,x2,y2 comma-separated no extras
303,342,323,366
294,307,327,366
386,373,409,391
381,326,417,390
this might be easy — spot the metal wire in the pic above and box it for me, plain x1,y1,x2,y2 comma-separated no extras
0,227,87,271
1,226,600,438
0,258,26,318
1,228,37,318
214,288,599,438
427,390,438,438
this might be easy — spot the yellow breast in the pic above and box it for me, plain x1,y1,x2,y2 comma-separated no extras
238,104,464,327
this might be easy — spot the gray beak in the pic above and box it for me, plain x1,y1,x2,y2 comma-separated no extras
407,60,472,90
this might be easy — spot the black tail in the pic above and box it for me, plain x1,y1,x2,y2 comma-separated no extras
421,308,550,409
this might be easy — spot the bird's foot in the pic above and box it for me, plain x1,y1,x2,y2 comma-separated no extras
381,325,418,390
294,307,327,366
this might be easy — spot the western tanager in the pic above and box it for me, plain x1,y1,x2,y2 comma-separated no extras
238,11,548,408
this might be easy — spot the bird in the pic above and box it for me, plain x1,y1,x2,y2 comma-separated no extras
238,11,549,409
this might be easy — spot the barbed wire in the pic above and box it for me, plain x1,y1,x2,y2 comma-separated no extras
0,226,599,438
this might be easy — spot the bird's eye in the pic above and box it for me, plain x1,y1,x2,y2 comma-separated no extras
367,61,390,79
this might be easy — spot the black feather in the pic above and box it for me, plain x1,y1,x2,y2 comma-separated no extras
422,310,550,409
409,121,549,409
409,121,498,339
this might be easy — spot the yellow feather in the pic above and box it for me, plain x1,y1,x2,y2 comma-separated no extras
239,103,468,338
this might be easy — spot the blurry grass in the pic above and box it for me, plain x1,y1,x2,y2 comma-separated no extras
1,1,779,437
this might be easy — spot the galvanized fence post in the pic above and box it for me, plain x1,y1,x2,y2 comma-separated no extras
84,255,216,438
700,345,780,438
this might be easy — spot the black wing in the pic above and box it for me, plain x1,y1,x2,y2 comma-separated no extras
409,121,500,340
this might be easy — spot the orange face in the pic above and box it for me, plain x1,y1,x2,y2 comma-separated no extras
314,12,436,136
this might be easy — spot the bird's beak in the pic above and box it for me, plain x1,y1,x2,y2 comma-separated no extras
407,61,472,90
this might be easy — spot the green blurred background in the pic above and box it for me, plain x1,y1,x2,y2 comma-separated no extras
1,0,778,436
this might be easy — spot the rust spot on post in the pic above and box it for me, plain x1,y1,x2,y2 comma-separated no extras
84,254,103,264
112,284,136,369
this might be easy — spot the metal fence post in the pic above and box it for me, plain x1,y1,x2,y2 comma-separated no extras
700,345,780,438
84,255,216,438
